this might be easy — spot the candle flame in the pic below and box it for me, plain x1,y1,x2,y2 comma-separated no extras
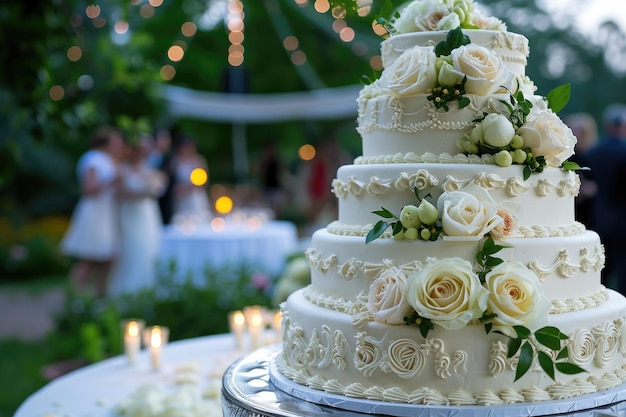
128,321,139,337
250,312,263,328
150,327,162,348
233,311,245,327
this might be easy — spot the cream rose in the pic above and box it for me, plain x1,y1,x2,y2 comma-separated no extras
436,183,503,241
450,44,514,95
368,267,413,325
516,109,577,166
407,257,489,330
483,260,551,337
490,208,517,239
378,46,437,97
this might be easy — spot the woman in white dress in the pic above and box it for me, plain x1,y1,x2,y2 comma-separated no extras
108,137,166,296
61,126,125,297
170,136,212,222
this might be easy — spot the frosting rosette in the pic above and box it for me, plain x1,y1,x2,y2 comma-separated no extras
406,257,489,330
378,46,437,97
450,44,514,95
367,266,413,325
437,182,503,240
516,109,577,166
483,260,551,337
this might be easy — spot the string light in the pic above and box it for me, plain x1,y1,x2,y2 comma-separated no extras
227,0,245,67
67,46,82,62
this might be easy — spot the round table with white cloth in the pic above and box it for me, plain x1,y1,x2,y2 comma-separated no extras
14,333,260,417
158,220,299,285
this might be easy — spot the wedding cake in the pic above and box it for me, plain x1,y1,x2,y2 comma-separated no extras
276,0,626,407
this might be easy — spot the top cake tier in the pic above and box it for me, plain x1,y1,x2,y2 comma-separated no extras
356,24,576,168
381,30,529,75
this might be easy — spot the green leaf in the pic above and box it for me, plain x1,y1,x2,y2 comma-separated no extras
484,322,493,334
513,326,531,339
418,318,434,338
507,338,522,358
557,346,569,361
538,326,569,340
547,83,571,114
458,97,470,108
485,256,505,267
535,331,562,351
538,351,555,380
561,160,590,171
372,207,396,219
555,362,587,375
514,342,534,381
366,220,388,244
523,165,531,181
392,221,404,236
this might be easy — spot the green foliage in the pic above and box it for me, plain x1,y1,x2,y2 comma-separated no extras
427,77,471,111
49,262,275,364
404,311,435,338
434,27,471,57
546,83,571,114
475,236,510,283
505,325,585,381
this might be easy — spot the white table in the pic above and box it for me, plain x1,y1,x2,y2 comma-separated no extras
14,333,269,417
158,220,299,286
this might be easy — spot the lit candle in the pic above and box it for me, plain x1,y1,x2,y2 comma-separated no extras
144,326,169,371
244,306,264,350
122,319,144,365
228,310,246,350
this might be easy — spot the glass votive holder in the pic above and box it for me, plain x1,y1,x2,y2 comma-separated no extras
121,318,145,365
143,325,169,371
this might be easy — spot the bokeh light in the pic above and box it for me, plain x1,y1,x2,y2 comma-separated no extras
85,5,100,19
211,217,226,232
246,216,262,231
370,55,383,71
168,45,184,62
67,46,82,62
190,168,208,186
160,65,176,80
114,20,129,34
215,196,234,214
49,85,64,101
298,144,316,160
339,27,355,42
314,0,330,13
140,5,155,18
149,0,164,7
291,50,306,65
283,36,299,51
181,22,197,37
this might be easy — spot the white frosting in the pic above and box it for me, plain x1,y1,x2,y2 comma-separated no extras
307,229,603,303
334,164,579,234
381,30,529,74
279,290,626,406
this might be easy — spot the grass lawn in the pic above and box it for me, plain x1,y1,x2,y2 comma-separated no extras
0,338,55,417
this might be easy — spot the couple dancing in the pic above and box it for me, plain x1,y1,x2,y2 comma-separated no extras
60,126,165,298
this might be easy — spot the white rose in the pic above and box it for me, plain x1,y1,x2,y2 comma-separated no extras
451,44,514,95
483,260,551,337
416,5,450,31
481,113,516,147
378,46,437,97
368,267,413,325
437,12,461,30
471,11,507,31
436,183,503,241
516,109,577,166
390,1,429,33
407,257,489,330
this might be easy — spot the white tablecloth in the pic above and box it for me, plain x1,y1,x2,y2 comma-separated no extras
158,220,298,285
14,333,261,417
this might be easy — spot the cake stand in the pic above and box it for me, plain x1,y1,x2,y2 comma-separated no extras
221,345,626,417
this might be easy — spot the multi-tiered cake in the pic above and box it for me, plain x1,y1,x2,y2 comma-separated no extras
277,0,626,407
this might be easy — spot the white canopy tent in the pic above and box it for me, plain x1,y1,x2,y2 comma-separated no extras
161,84,361,123
160,84,362,182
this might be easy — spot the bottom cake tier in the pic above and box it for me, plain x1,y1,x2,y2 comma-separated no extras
278,289,626,406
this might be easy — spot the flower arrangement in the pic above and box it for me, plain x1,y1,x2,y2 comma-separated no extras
385,0,507,34
366,183,513,243
367,237,586,381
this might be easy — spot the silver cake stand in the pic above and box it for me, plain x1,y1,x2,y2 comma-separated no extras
221,345,626,417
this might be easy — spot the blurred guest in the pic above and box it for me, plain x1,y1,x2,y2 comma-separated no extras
61,126,125,297
564,113,598,226
259,140,287,215
586,104,626,293
170,135,212,222
108,137,166,296
147,129,176,224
